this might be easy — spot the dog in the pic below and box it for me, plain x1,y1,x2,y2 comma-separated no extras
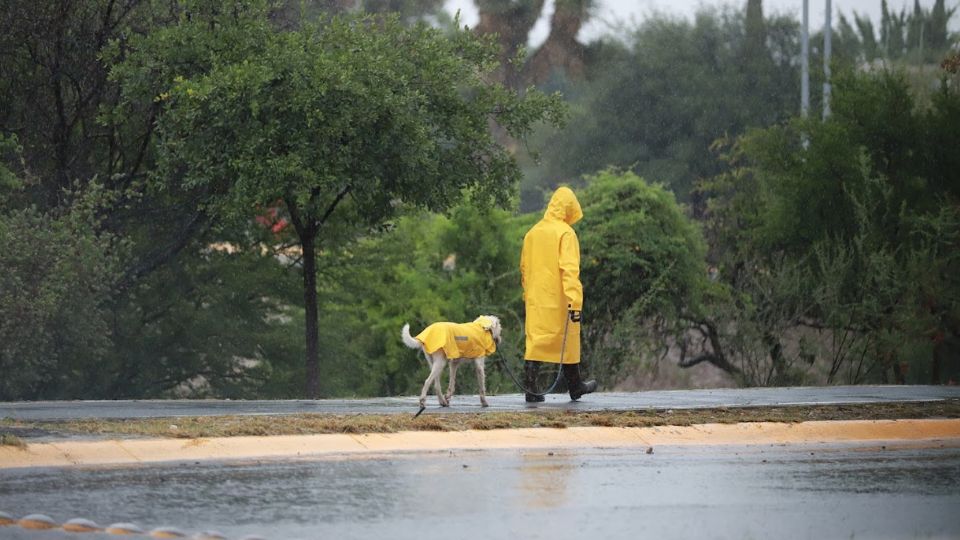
401,315,502,408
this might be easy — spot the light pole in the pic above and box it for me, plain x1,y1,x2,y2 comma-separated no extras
801,0,810,117
823,0,832,119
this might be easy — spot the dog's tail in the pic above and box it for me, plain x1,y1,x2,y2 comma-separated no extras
401,324,422,350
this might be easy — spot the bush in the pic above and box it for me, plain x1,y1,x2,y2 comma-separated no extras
577,169,708,382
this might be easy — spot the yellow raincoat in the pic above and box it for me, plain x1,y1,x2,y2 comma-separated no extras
414,317,498,359
520,187,583,364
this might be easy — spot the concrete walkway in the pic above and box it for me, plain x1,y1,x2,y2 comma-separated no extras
3,385,959,421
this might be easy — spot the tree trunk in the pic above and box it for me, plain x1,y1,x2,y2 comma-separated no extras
524,0,588,86
301,226,320,399
475,0,545,89
286,187,349,399
763,331,786,384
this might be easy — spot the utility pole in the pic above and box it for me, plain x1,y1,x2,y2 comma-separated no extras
823,0,832,119
801,0,810,117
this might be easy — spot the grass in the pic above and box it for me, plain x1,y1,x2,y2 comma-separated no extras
0,433,26,449
2,400,958,440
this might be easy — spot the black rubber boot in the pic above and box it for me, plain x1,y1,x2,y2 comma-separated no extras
524,361,545,402
562,363,597,401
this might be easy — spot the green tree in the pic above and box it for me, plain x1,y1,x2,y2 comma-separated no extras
928,0,955,51
311,204,526,398
523,7,799,208
699,68,960,385
105,232,305,398
576,169,708,382
853,14,879,61
0,0,156,204
0,180,126,400
119,10,565,397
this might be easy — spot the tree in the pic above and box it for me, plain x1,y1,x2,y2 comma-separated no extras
853,13,879,61
928,0,954,51
825,2,960,68
577,169,708,382
0,0,155,205
524,0,592,86
119,9,565,397
698,68,960,385
744,0,765,60
474,0,547,88
0,180,126,400
312,204,525,398
523,7,799,208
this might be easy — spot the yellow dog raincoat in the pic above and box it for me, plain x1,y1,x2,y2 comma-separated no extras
414,316,498,359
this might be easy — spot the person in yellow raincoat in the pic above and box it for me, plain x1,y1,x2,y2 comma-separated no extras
520,187,597,402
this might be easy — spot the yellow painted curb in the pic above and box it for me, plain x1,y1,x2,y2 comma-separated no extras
17,514,57,530
1,419,957,469
149,527,188,538
63,518,102,532
105,522,144,535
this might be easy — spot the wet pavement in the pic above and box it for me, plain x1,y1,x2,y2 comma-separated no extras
3,385,959,421
1,443,958,540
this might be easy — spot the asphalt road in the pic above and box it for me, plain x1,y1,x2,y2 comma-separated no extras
2,443,958,540
2,385,959,421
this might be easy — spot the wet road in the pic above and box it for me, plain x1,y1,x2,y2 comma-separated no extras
3,385,959,421
1,443,959,540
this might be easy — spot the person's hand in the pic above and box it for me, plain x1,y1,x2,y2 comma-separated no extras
569,310,582,323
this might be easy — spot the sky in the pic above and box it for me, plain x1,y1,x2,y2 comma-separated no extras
444,0,959,47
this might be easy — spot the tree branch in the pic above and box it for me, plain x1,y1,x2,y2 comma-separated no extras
117,210,208,290
318,185,351,227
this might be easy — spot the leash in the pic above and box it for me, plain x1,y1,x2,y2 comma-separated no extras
414,315,571,417
494,348,564,396
495,313,569,397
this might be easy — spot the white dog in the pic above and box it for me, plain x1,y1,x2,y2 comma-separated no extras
401,315,502,408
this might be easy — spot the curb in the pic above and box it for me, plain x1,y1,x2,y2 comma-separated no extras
2,419,958,469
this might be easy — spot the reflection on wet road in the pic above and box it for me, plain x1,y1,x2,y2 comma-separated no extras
2,444,959,539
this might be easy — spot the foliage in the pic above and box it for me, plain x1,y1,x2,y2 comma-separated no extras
827,0,957,83
0,0,292,400
114,7,565,397
697,67,960,386
0,135,21,193
297,204,527,398
0,0,149,202
806,177,960,384
106,241,305,398
2,0,957,400
0,181,126,400
737,70,958,252
576,169,707,382
521,7,800,208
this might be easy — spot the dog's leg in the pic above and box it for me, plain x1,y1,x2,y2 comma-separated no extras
417,355,432,408
431,352,450,407
433,354,449,407
445,360,459,403
475,357,489,407
420,352,448,408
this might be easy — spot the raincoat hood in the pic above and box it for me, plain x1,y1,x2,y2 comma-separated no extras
543,187,583,226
